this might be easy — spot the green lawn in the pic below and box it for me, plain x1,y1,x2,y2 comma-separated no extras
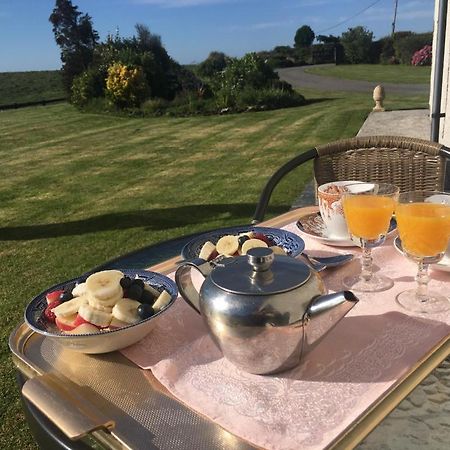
0,88,428,448
0,70,65,106
304,64,431,84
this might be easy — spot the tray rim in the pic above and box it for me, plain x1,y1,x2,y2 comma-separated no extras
9,320,450,450
9,208,450,449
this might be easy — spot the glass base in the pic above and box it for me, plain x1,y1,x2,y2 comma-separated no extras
396,289,450,314
343,273,394,292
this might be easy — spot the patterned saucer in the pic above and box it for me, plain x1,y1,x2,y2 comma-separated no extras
296,212,397,247
394,237,450,273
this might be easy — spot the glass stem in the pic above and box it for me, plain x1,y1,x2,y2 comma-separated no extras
361,241,373,282
415,260,430,303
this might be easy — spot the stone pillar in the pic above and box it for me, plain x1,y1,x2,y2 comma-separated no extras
372,85,385,112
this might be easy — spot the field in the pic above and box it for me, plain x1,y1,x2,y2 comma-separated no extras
0,70,429,448
0,70,65,107
304,64,431,84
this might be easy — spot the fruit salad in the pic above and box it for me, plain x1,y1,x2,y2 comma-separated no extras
43,270,172,335
199,231,287,261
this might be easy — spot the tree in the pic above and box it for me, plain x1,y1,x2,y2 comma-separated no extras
294,25,315,48
316,34,340,44
49,0,98,91
340,26,373,63
197,51,230,78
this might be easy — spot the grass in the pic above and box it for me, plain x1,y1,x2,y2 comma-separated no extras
0,85,428,448
304,64,431,84
0,71,65,107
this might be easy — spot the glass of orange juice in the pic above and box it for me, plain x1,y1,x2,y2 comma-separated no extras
342,183,399,292
395,191,450,313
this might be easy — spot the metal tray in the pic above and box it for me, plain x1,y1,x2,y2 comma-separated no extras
10,322,255,450
10,318,450,450
8,210,450,449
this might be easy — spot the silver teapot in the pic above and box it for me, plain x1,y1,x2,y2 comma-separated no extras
175,247,358,375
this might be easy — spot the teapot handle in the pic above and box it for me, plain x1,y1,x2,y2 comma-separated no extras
175,258,213,314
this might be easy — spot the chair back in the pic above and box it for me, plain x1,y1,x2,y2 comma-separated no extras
314,136,446,192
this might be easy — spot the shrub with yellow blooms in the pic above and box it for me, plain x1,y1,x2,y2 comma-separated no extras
105,63,149,108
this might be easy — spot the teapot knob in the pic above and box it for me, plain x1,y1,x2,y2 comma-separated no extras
247,247,275,272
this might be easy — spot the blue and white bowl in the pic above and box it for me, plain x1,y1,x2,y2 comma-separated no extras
181,226,305,260
24,269,178,354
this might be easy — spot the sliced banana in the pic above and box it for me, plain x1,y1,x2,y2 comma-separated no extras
87,289,122,308
241,238,268,255
78,303,113,328
153,290,172,311
269,245,287,255
72,282,87,297
112,298,141,324
55,314,77,330
199,241,216,260
109,317,131,329
66,323,100,335
85,270,124,301
144,284,160,298
86,295,114,312
52,296,88,318
216,235,239,256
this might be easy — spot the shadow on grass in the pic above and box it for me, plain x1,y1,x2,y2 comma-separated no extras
0,203,290,241
303,97,338,106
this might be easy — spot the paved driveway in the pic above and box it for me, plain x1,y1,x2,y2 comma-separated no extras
277,64,429,95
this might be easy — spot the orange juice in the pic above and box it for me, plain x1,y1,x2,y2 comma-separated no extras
343,195,396,239
396,202,450,257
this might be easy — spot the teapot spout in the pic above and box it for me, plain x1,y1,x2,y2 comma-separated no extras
306,291,358,318
303,291,358,351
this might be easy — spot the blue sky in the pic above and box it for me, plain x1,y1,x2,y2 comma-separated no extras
0,0,435,72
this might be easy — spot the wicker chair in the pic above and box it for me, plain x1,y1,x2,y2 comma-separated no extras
252,135,450,223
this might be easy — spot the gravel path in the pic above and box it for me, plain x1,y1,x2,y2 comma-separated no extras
277,64,429,95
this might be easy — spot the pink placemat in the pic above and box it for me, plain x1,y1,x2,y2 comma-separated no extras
121,223,450,450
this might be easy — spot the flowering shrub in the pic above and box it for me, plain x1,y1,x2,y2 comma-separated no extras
411,45,432,66
105,63,149,108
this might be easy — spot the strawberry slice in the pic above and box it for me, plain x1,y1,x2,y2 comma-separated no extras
253,232,274,246
46,289,64,305
74,313,109,330
73,315,100,331
55,314,77,331
207,250,219,261
73,314,96,328
44,300,61,323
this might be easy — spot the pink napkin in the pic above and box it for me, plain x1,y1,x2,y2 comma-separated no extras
121,223,450,450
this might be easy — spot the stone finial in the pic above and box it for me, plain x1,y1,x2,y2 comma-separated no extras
373,85,385,112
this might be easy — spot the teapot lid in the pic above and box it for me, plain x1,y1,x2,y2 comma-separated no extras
210,247,311,295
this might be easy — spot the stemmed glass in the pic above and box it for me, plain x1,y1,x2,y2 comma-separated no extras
395,191,450,313
342,183,399,292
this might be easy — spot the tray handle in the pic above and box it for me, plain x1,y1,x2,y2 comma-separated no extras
22,372,115,441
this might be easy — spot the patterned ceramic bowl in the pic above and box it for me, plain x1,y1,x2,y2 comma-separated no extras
24,269,178,354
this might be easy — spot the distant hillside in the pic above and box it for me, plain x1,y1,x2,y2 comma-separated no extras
0,70,66,107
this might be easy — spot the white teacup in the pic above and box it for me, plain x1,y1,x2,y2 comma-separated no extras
317,181,371,239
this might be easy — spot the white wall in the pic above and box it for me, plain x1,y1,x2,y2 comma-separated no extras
431,0,450,144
